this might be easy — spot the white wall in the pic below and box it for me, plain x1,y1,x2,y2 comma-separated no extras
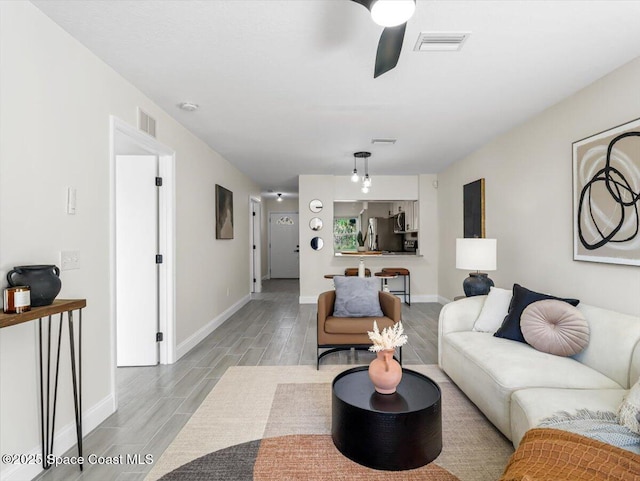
0,3,259,480
298,174,438,303
438,56,640,315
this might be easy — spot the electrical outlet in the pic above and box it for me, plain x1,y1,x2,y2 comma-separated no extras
60,250,80,270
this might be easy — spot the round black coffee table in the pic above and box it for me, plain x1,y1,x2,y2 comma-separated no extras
331,366,442,471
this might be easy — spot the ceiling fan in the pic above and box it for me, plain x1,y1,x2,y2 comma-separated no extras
350,0,416,78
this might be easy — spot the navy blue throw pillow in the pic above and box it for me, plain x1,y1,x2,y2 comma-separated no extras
493,284,580,343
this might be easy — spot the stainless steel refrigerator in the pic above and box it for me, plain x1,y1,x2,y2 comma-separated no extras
368,217,403,252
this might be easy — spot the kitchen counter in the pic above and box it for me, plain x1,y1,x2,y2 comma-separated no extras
335,251,420,257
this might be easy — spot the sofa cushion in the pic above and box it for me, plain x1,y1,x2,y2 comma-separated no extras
618,377,640,434
445,332,620,391
510,387,628,447
440,331,621,440
573,304,640,389
473,287,512,333
494,284,580,343
332,276,383,318
521,300,589,357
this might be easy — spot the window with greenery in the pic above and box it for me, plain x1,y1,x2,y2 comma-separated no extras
334,217,359,251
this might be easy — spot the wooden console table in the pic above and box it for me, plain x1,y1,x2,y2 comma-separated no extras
0,299,86,471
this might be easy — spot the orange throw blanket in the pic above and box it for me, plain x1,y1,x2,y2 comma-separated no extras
500,428,640,481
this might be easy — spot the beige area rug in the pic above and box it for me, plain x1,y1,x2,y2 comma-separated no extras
145,365,514,481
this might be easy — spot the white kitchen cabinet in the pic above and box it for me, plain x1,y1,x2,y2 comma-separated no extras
412,200,419,231
404,202,413,231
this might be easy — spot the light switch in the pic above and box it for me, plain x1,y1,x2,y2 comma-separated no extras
60,250,80,270
67,187,77,214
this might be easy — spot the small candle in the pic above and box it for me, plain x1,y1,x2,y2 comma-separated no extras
3,286,31,314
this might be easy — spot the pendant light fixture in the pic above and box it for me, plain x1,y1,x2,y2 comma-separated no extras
276,193,283,202
351,155,359,183
354,151,372,193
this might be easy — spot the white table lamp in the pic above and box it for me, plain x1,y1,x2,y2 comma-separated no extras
456,238,497,296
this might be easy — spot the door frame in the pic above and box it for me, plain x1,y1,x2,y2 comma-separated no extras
268,211,300,278
249,196,262,293
109,117,176,380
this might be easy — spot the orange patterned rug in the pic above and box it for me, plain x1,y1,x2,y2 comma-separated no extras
158,434,460,480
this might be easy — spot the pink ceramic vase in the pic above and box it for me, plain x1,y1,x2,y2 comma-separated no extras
368,349,402,394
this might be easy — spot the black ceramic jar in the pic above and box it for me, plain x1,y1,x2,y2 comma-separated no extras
7,265,62,307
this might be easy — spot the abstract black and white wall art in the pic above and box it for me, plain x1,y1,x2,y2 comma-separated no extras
216,184,234,239
463,178,485,238
573,118,640,266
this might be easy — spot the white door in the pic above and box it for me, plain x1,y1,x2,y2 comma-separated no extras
270,212,299,278
116,155,159,366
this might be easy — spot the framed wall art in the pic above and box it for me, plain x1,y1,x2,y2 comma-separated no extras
216,184,234,239
573,118,640,266
463,178,485,238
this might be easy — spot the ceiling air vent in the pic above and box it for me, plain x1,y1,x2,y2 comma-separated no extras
414,32,470,52
138,108,156,138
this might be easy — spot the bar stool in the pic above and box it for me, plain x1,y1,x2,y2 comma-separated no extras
381,267,410,305
374,271,397,292
345,268,371,277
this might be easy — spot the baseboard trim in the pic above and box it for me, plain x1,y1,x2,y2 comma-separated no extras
2,393,115,481
299,294,444,305
299,296,317,304
409,294,440,303
437,295,451,304
176,295,251,360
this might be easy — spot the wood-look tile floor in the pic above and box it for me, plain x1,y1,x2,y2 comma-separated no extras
34,280,442,481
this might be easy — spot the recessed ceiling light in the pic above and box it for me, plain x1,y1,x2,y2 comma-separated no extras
371,138,397,145
178,102,199,111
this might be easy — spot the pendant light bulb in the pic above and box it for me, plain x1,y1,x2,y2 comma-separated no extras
276,193,283,202
363,156,372,188
370,0,416,27
351,156,359,182
361,184,370,194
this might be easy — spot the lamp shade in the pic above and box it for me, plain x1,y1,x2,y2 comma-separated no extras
456,238,497,271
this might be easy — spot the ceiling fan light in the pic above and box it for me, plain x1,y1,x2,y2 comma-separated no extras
370,0,415,27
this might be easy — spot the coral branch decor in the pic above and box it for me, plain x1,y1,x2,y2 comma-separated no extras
367,321,408,394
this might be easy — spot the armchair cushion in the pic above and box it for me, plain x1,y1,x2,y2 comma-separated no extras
317,290,401,348
333,276,383,318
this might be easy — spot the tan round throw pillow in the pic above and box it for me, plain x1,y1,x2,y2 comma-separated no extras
520,299,589,356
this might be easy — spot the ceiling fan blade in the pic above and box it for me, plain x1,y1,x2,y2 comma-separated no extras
350,0,374,10
374,23,406,78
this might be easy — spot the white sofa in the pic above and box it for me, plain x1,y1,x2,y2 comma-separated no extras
438,295,640,447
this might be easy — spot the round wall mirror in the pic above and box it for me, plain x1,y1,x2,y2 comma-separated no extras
309,199,323,213
311,237,324,250
309,217,323,231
